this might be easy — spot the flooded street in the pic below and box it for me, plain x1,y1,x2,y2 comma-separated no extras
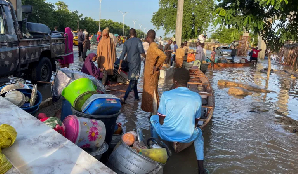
115,47,298,174
39,45,297,174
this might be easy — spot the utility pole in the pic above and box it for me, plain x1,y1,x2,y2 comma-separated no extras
139,24,142,38
143,28,147,39
175,0,184,45
133,20,136,29
99,0,102,32
119,11,127,36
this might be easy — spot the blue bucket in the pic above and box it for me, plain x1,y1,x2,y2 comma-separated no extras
16,89,42,115
61,99,73,121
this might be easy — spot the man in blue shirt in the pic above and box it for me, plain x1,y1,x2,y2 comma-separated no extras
150,68,206,174
119,28,146,103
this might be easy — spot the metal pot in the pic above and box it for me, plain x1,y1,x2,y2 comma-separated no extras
107,139,164,174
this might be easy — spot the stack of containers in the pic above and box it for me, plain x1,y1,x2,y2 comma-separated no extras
61,78,122,146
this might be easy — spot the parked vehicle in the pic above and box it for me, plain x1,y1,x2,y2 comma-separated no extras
0,0,67,83
216,46,232,56
73,31,78,46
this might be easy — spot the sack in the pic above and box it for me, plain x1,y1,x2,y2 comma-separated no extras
187,54,195,63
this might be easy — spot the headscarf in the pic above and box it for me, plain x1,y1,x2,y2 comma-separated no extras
102,28,109,36
97,28,116,75
81,53,103,80
65,27,73,54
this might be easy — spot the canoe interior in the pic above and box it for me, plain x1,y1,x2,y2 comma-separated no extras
208,62,253,68
172,67,215,153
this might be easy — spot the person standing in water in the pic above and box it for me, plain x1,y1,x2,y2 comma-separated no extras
82,34,91,61
141,29,167,115
59,27,74,68
175,43,185,68
118,28,146,103
230,44,237,63
97,28,117,88
164,39,173,65
78,29,84,59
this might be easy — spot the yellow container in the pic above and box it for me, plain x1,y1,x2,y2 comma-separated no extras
139,148,168,164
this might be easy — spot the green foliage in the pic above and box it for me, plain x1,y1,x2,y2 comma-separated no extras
210,27,242,43
214,0,298,51
152,0,214,40
22,0,55,27
22,0,145,36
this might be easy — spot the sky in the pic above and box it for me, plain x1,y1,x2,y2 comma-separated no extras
46,0,171,37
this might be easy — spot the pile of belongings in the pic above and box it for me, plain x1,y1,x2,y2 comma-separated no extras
57,72,121,115
0,80,41,115
217,57,230,63
121,129,171,164
52,68,106,102
38,112,107,153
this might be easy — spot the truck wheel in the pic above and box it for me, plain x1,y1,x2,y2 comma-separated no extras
31,57,52,83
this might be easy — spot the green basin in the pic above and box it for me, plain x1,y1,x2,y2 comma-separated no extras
62,78,97,107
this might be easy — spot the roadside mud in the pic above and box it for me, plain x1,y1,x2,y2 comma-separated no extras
275,110,298,133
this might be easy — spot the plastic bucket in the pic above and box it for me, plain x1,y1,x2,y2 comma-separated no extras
62,78,97,107
61,99,73,122
71,107,120,144
63,115,106,150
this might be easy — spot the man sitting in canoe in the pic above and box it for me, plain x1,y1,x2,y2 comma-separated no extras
150,68,207,174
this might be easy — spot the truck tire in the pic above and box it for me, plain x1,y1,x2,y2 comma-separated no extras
31,57,52,83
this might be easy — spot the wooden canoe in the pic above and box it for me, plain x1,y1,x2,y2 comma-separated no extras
172,67,215,153
107,67,215,153
208,62,253,69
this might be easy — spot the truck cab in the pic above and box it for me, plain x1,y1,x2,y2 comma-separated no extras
0,0,67,82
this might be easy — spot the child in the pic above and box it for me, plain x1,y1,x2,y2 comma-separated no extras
83,34,90,60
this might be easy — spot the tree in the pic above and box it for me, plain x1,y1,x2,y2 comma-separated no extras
152,0,214,40
214,0,297,51
22,0,144,37
210,27,242,43
22,0,55,29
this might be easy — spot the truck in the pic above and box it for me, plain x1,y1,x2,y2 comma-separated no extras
0,0,69,83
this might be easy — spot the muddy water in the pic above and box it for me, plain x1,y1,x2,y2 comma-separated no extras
116,48,298,173
39,46,297,174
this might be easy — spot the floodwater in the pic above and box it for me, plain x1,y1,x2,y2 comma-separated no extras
115,47,298,174
40,45,297,174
